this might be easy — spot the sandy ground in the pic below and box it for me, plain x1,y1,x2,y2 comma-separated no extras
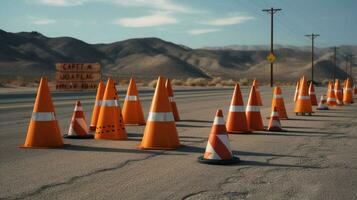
0,86,357,200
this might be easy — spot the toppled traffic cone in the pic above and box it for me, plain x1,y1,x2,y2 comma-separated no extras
90,81,105,130
139,76,180,150
95,78,127,140
246,85,264,131
122,78,145,125
198,109,240,165
267,106,286,132
343,78,353,105
269,86,288,120
226,83,251,134
294,80,300,102
309,82,318,106
64,101,93,139
21,77,63,148
294,76,313,115
326,81,337,107
316,95,329,110
334,79,343,105
253,79,263,106
166,79,180,121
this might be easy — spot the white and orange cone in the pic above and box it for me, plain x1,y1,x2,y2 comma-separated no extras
343,78,353,105
64,101,93,139
253,79,263,106
198,109,240,165
166,79,180,121
308,82,318,106
294,76,313,115
90,81,105,130
269,86,288,120
334,79,343,105
122,78,146,125
246,85,264,131
294,80,300,102
316,95,329,110
267,106,286,132
326,81,337,107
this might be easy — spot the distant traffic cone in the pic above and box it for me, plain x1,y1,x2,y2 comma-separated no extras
64,101,93,139
198,109,240,165
139,76,180,149
354,85,357,95
326,81,337,107
253,79,263,106
267,106,286,132
226,83,251,134
316,95,329,110
90,81,105,130
95,78,127,140
269,86,288,119
334,79,343,105
343,78,353,105
21,77,63,148
294,76,313,115
294,80,300,102
122,78,145,125
166,79,180,121
308,82,318,106
246,85,264,131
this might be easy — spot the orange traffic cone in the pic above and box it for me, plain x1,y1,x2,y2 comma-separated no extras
334,79,343,105
326,81,337,107
226,83,251,134
21,77,63,148
139,76,180,149
90,81,105,130
316,95,329,110
343,78,353,105
267,106,286,132
166,79,180,121
294,80,300,102
253,79,263,106
122,78,145,125
269,86,288,120
198,109,240,165
354,85,357,95
95,78,127,140
246,85,264,131
64,101,93,139
294,76,313,115
308,82,318,106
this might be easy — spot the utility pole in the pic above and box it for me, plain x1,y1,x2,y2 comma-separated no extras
262,7,282,87
349,55,354,80
305,33,320,83
331,46,339,81
345,55,350,79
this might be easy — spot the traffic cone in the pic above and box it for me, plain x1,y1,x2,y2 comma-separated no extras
226,83,251,134
122,78,146,125
294,76,313,115
253,79,263,106
269,86,288,120
95,78,127,140
267,106,286,132
64,101,93,139
21,77,63,148
294,80,300,102
343,78,353,105
354,85,357,95
326,81,337,107
198,109,240,165
139,76,180,150
90,81,105,130
308,82,318,106
166,79,180,121
246,85,264,131
316,95,329,110
334,79,343,105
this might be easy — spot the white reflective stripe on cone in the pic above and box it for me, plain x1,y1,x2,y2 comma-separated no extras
101,100,118,107
229,105,245,112
94,100,102,106
273,94,282,99
298,96,310,100
125,95,138,101
169,97,175,102
327,98,336,101
31,112,56,121
309,92,315,95
213,116,225,125
345,88,352,91
205,142,221,160
335,90,342,93
246,106,260,112
74,106,83,111
147,112,174,122
270,111,279,117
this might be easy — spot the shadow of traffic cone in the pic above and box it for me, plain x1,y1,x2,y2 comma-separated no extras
294,80,300,102
294,76,313,116
166,79,180,121
95,78,127,140
90,81,105,130
316,95,329,110
267,106,287,132
21,77,63,148
122,78,145,125
198,109,240,165
269,86,288,120
64,101,93,139
334,79,343,105
246,85,264,131
343,78,353,105
139,76,180,150
226,83,251,134
253,79,263,106
327,81,337,107
309,82,318,106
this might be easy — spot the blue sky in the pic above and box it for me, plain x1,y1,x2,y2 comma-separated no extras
0,0,356,48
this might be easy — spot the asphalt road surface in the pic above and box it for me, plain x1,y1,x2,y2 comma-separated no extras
1,86,357,200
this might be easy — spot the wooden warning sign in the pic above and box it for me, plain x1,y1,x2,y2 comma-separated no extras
56,63,101,91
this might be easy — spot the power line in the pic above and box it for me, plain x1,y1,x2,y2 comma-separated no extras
305,33,320,83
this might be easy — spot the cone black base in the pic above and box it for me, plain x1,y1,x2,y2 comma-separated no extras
197,156,240,165
316,108,329,110
267,129,288,132
63,134,94,139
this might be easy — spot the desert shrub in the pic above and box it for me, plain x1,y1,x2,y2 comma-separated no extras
185,78,208,86
221,79,236,86
119,79,128,86
239,78,249,86
321,79,330,86
148,79,157,88
171,79,184,86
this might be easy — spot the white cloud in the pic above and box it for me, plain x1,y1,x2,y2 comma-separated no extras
114,0,196,13
30,17,56,25
187,29,220,35
204,16,254,26
114,13,178,27
34,0,86,6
